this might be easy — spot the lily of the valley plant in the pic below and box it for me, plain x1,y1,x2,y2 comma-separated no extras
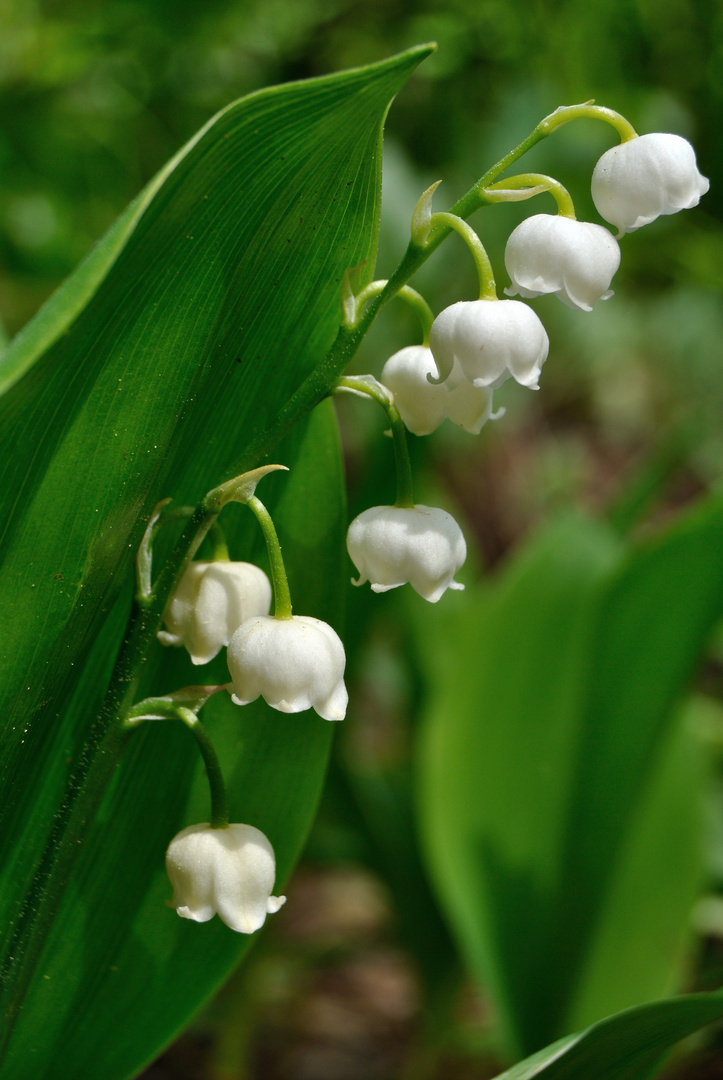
123,104,709,937
1,63,710,1080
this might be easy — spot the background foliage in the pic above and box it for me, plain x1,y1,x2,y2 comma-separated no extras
2,0,723,1077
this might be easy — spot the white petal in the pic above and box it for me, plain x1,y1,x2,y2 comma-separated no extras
504,214,620,311
159,561,272,665
176,904,215,924
212,825,279,933
440,359,499,434
347,504,466,603
428,304,463,384
227,615,347,721
430,299,548,391
592,133,709,235
380,345,447,435
166,823,283,935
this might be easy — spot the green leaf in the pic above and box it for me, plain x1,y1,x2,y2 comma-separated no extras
2,406,346,1080
0,46,432,1078
416,515,621,1057
417,499,723,1057
493,989,723,1079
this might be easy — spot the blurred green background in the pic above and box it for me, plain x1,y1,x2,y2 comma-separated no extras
2,0,722,1076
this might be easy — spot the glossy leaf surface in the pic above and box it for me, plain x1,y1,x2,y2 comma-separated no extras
0,46,431,1078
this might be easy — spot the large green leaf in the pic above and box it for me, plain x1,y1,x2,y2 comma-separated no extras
0,46,432,1078
2,406,346,1080
417,498,723,1057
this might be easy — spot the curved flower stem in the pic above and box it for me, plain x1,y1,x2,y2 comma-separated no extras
483,173,577,219
429,212,497,300
124,694,230,828
209,520,230,562
334,376,414,508
245,495,293,619
351,281,435,344
177,709,229,829
538,102,638,142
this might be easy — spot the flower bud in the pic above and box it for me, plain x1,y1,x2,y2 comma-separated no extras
429,298,549,391
166,822,286,934
591,133,709,235
158,561,272,666
227,615,347,721
347,504,466,603
504,213,621,311
380,346,497,436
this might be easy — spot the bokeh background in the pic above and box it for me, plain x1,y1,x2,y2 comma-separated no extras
2,1,722,1076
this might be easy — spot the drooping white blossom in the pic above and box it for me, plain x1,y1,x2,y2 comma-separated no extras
381,345,448,435
591,133,709,235
504,213,621,311
158,560,272,665
381,346,498,436
227,615,348,721
429,298,549,391
166,822,286,934
347,504,466,603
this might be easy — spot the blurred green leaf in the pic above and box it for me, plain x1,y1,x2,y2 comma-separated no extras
493,988,723,1080
418,497,723,1056
0,46,432,1079
416,515,621,1057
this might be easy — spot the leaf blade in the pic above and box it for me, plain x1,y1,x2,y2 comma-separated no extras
417,497,723,1055
0,47,432,1077
493,990,723,1080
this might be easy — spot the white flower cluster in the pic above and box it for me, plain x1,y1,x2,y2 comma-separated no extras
160,560,346,935
157,126,708,938
381,346,499,436
351,128,708,611
159,561,347,722
381,130,708,434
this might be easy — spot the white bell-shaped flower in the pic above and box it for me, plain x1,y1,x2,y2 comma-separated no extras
166,822,286,934
347,504,466,603
381,346,497,436
381,345,448,435
429,298,549,391
504,214,621,311
227,615,347,721
591,133,709,235
158,560,272,666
